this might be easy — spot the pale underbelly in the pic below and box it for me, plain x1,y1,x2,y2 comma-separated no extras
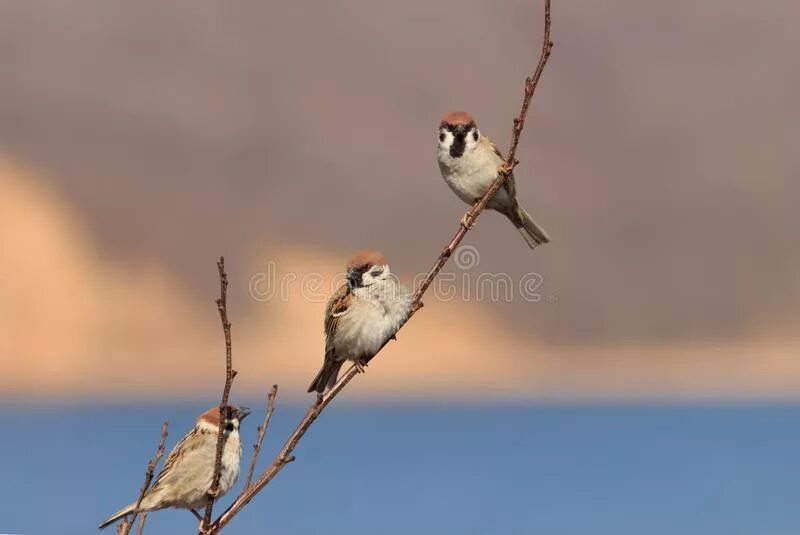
443,171,512,208
333,303,404,361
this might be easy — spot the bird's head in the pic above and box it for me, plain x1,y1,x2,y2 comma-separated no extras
345,250,391,290
438,111,480,159
196,405,251,434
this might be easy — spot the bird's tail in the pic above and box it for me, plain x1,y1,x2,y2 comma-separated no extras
515,205,551,248
307,359,345,394
98,503,136,530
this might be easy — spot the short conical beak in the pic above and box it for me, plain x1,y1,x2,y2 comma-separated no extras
237,406,251,421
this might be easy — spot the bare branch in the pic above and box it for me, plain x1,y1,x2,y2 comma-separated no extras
135,513,148,535
201,257,238,531
204,2,554,532
504,0,553,171
118,422,168,535
243,385,279,490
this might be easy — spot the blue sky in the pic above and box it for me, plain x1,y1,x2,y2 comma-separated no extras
2,403,799,535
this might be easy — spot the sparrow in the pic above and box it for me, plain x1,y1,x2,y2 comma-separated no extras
307,250,412,393
98,405,250,530
436,111,551,248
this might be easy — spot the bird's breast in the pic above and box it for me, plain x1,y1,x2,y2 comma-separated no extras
439,155,498,203
334,289,410,360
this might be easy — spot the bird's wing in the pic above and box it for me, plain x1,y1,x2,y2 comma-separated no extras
149,429,204,491
324,284,352,359
489,139,517,199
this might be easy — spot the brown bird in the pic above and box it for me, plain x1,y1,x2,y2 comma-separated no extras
307,251,412,393
98,406,250,530
437,111,550,248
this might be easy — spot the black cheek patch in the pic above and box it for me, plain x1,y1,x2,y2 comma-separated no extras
347,266,369,289
347,272,361,289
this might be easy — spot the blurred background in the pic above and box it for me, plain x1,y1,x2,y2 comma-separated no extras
1,1,798,533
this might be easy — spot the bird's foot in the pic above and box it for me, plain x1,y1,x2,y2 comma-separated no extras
194,512,209,534
461,200,483,228
354,359,368,374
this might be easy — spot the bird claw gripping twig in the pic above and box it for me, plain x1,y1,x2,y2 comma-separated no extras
461,200,482,229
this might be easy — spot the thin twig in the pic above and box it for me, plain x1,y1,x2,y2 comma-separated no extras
204,2,553,532
201,257,238,532
243,385,279,489
135,513,148,535
118,422,168,535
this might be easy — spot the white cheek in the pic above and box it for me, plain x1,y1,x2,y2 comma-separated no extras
466,133,480,151
438,131,453,150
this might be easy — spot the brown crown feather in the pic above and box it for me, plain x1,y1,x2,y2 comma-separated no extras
346,250,387,270
197,406,239,426
439,111,476,128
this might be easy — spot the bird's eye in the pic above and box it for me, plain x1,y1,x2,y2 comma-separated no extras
439,132,446,142
472,130,479,141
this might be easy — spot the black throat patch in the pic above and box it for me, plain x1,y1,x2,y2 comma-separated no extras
443,122,474,159
449,134,466,158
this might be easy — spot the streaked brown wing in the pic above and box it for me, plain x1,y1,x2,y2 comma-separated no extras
150,428,201,490
324,284,352,359
489,139,517,200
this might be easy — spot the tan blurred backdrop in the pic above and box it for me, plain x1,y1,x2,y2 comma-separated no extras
1,0,798,400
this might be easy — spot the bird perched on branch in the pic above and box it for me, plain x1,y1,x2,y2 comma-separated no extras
98,405,250,530
436,111,550,248
307,250,412,394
